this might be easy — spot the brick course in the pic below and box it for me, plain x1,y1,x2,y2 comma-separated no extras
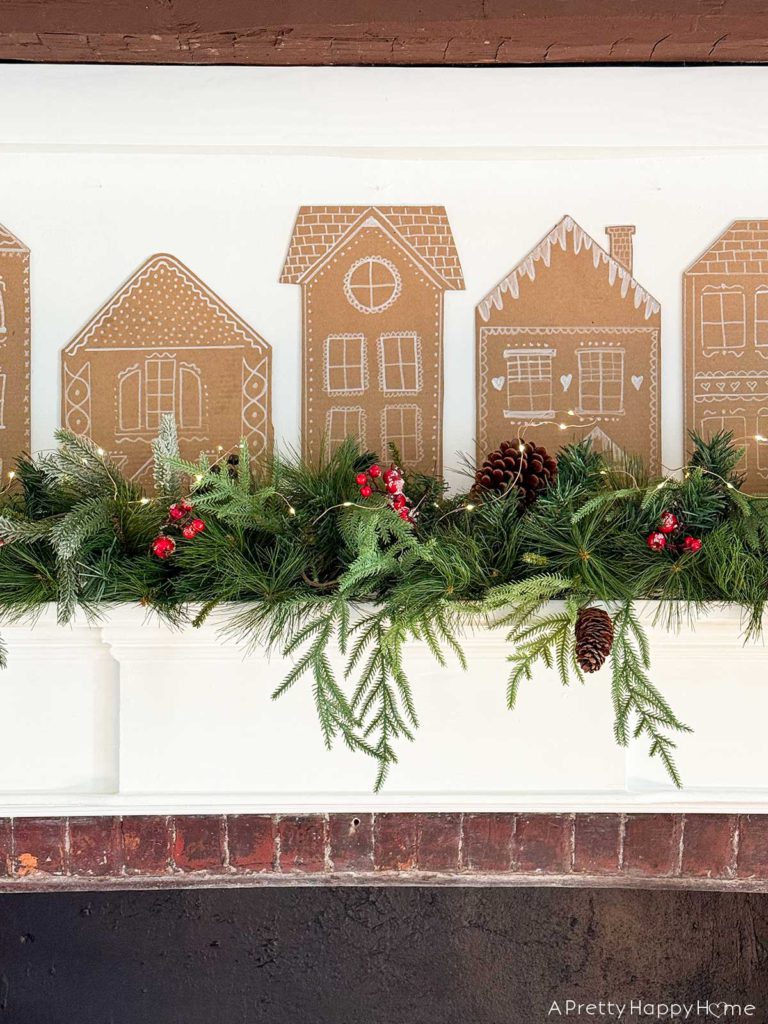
0,814,766,890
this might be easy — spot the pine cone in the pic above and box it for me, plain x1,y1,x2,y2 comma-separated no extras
472,439,557,505
575,607,614,674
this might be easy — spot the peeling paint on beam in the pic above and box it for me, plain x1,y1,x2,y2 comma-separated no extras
0,1,767,65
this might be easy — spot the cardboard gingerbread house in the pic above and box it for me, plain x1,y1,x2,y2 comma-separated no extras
0,222,30,476
280,205,464,474
476,216,661,473
61,254,272,483
684,221,768,491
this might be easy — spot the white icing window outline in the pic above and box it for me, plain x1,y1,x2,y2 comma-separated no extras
380,404,423,464
343,257,402,314
502,347,555,419
702,412,747,467
144,355,177,431
324,334,368,395
0,279,6,334
326,406,366,449
117,364,142,433
0,373,7,428
577,347,625,415
701,285,746,353
758,408,768,475
755,288,768,348
378,332,422,394
179,362,203,430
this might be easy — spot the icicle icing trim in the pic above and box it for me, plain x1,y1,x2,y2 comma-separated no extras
477,216,661,322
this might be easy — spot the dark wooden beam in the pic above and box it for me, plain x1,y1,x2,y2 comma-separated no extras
0,0,767,66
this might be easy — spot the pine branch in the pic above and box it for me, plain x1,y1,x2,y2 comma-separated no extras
151,415,182,498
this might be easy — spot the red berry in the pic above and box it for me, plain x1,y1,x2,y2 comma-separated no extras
168,504,185,521
392,494,407,509
152,535,176,559
182,525,196,539
359,485,372,498
658,511,679,534
369,464,381,478
386,481,399,494
683,535,702,553
647,531,667,552
190,518,205,533
355,472,368,486
180,500,194,514
398,509,411,521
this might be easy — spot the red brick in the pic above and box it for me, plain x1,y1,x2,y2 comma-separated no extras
228,815,275,872
278,815,326,873
329,814,373,872
737,816,768,879
416,813,461,871
13,818,66,876
70,817,122,877
513,814,571,873
681,815,736,879
461,814,514,872
374,814,418,871
573,814,621,874
623,814,681,876
172,816,226,872
121,816,171,875
0,819,12,877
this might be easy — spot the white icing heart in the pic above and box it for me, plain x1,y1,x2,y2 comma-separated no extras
631,375,644,391
491,376,505,391
560,374,572,392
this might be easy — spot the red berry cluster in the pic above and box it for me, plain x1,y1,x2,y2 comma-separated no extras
646,510,702,555
355,463,416,524
151,500,206,559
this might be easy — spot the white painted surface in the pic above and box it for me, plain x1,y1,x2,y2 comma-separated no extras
0,604,765,815
0,66,766,485
0,66,766,812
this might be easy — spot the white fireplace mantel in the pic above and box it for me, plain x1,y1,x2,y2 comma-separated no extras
1,602,766,817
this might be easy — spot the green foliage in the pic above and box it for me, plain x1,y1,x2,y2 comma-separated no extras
0,426,764,790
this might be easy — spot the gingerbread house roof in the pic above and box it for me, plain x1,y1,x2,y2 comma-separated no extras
0,222,29,253
280,205,464,290
685,220,768,275
64,254,270,356
477,215,660,323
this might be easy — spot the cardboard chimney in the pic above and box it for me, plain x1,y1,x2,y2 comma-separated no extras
476,216,661,473
280,205,464,474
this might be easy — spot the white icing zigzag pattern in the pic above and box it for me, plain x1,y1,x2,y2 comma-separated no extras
477,216,660,323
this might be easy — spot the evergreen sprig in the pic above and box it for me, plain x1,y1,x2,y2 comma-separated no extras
0,425,762,790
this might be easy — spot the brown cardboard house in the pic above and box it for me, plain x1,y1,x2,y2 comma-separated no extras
61,253,272,483
684,221,768,491
476,216,661,473
280,206,464,474
0,222,30,476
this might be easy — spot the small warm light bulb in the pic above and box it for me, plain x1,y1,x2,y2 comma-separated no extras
518,443,526,453
465,503,476,512
433,502,440,508
727,482,735,490
756,434,766,442
558,423,567,431
194,473,203,483
567,409,575,417
288,506,296,516
97,447,105,456
600,470,607,476
217,445,224,452
342,501,352,507
7,471,14,480
139,497,150,505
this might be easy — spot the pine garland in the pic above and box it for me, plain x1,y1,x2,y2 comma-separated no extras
0,425,764,790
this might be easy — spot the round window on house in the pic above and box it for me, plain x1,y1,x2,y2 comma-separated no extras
343,257,402,314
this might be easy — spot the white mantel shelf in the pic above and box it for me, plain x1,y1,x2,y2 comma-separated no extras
2,602,767,817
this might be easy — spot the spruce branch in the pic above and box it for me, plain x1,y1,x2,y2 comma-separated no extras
151,415,182,498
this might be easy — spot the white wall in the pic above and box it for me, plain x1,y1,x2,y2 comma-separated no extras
1,66,768,485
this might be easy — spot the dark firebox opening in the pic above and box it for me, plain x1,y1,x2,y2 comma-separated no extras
0,887,765,1023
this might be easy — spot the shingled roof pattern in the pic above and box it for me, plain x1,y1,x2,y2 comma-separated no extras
0,223,28,252
687,221,768,275
280,206,464,290
66,254,267,355
477,216,659,322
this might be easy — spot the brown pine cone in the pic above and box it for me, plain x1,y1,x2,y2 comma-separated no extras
575,606,614,674
472,439,557,505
